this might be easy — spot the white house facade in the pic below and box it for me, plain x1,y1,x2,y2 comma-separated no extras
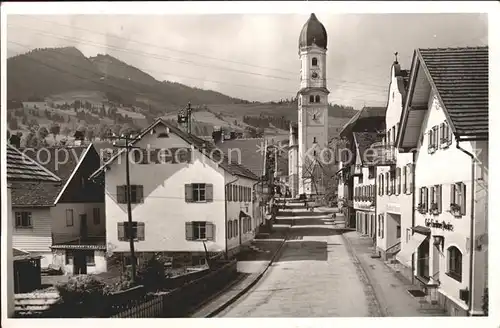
397,47,488,316
91,119,259,268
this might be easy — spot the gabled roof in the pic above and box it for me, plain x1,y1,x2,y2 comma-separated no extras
418,46,488,139
20,144,95,205
7,145,61,182
339,106,386,137
398,46,488,145
353,132,384,165
90,118,259,181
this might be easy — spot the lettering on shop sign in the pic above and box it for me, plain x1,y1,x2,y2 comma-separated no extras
424,219,454,231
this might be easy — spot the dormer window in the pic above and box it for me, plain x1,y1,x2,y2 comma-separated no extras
315,95,320,103
312,57,318,66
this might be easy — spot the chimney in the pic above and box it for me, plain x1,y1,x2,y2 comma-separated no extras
9,135,21,149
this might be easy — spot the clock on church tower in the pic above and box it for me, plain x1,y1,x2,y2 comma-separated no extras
296,13,330,196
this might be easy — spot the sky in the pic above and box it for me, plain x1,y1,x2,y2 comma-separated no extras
6,13,488,109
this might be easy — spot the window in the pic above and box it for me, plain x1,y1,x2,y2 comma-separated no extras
391,126,396,144
407,164,414,194
233,185,237,202
228,221,233,239
418,239,430,278
450,182,466,216
312,57,318,66
418,187,429,213
447,246,462,282
313,137,317,143
381,173,385,196
93,208,100,225
239,186,243,202
396,225,401,239
117,221,145,241
185,221,214,241
385,172,390,194
380,214,384,238
85,251,95,266
430,184,442,214
315,95,320,103
185,183,213,202
226,185,232,202
66,209,74,227
396,168,401,195
368,166,375,179
440,122,452,148
234,220,238,237
15,212,32,228
387,131,391,145
117,185,144,204
428,126,439,153
309,95,315,103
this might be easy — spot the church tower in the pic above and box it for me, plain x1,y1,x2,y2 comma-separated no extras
297,13,329,196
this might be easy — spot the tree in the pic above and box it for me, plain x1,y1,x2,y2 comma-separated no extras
86,128,95,142
62,126,72,137
50,123,61,143
24,132,40,148
38,126,49,141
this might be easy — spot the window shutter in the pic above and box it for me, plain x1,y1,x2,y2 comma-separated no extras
117,222,125,241
440,123,445,142
408,164,413,193
403,166,407,194
185,222,194,240
137,222,145,241
239,186,243,202
437,185,442,213
460,183,466,215
185,184,193,202
428,131,432,149
430,186,435,205
418,187,422,206
117,186,125,203
206,184,214,202
424,187,429,211
450,183,456,205
235,185,238,202
381,174,384,195
206,222,214,241
226,185,230,201
137,185,144,203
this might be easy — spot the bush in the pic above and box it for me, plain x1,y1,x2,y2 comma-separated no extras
56,275,108,305
136,256,166,290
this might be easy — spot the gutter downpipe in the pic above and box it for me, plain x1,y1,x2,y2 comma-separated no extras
456,139,476,317
225,177,239,259
411,150,416,285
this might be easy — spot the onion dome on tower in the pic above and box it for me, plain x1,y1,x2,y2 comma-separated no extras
298,13,328,50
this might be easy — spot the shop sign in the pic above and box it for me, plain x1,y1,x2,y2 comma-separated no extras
425,218,454,231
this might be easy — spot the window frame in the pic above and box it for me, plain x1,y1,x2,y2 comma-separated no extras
15,211,33,229
66,209,74,227
447,246,463,282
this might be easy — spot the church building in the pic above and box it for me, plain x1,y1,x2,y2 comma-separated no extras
289,13,330,197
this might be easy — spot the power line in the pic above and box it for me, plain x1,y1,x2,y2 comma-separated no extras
7,39,389,103
7,23,392,91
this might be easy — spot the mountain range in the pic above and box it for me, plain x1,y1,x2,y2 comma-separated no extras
7,46,358,139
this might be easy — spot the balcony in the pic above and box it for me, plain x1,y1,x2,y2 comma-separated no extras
366,142,397,166
52,233,106,249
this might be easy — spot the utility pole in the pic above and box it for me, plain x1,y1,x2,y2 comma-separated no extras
109,132,141,284
178,102,193,134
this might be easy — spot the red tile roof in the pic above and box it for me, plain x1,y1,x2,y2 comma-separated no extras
418,46,488,139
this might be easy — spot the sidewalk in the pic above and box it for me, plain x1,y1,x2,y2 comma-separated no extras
343,231,448,317
190,229,288,318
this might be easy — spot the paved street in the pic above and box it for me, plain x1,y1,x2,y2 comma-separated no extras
217,207,380,317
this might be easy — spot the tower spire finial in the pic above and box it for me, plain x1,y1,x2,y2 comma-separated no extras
394,51,399,64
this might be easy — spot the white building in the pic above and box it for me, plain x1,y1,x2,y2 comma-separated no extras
295,13,329,196
396,47,488,316
352,132,380,238
12,144,107,274
374,58,414,278
90,119,259,267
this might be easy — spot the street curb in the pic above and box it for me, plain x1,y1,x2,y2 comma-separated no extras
206,234,289,317
341,232,387,317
